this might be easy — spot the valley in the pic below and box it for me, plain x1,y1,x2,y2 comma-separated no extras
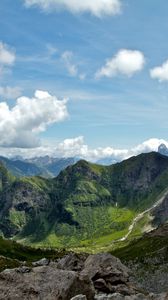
0,151,168,299
0,151,168,251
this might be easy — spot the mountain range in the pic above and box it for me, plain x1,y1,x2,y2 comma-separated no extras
0,156,76,178
0,151,168,251
0,142,168,180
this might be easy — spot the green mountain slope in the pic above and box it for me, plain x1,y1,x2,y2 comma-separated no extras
0,156,43,177
0,156,76,178
0,236,65,272
111,223,168,262
0,152,168,249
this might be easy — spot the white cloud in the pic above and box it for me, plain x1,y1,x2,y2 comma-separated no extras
150,60,168,82
96,49,145,78
56,137,168,162
57,136,89,157
0,90,68,148
0,42,15,76
0,42,15,66
0,86,22,100
0,137,167,164
24,0,122,17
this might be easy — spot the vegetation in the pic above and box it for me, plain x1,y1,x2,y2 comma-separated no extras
0,152,168,249
111,225,168,263
0,236,66,272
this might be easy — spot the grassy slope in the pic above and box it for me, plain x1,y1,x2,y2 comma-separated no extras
0,236,66,272
112,235,168,262
1,152,168,250
29,206,135,250
32,152,168,249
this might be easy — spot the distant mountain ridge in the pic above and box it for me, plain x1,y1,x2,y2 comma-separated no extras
0,152,168,250
0,142,167,179
0,156,76,178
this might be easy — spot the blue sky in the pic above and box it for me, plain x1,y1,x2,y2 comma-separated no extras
0,0,168,160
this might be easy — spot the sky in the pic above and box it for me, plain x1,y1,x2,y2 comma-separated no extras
0,0,168,161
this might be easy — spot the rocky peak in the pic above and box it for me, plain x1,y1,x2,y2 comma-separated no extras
158,143,168,157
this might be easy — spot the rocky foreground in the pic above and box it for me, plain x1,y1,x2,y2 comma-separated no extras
0,253,167,300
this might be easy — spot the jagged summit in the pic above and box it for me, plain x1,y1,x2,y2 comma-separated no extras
158,143,168,157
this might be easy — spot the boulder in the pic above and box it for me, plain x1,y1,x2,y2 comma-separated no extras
82,253,129,280
57,252,88,272
32,258,49,267
81,253,130,294
0,265,95,300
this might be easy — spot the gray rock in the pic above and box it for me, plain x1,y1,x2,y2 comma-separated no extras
149,293,168,300
16,266,31,273
115,284,135,296
95,293,166,300
0,265,95,300
94,294,109,300
32,258,49,267
94,293,124,300
108,294,124,300
70,295,87,300
0,252,165,300
125,294,148,300
81,253,130,294
82,253,129,281
57,252,88,272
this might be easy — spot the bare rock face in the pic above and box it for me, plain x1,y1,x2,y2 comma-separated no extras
0,265,95,300
82,253,129,279
94,292,168,300
0,253,167,300
81,253,134,295
57,252,88,272
70,295,87,300
32,258,49,267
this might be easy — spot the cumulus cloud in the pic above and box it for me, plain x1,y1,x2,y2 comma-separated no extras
96,49,145,78
57,136,89,157
23,0,122,17
0,137,167,164
0,86,22,100
150,60,168,82
0,90,68,148
55,137,168,162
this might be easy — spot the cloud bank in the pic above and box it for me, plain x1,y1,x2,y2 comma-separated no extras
0,90,68,148
24,0,122,17
96,49,145,78
0,137,167,164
